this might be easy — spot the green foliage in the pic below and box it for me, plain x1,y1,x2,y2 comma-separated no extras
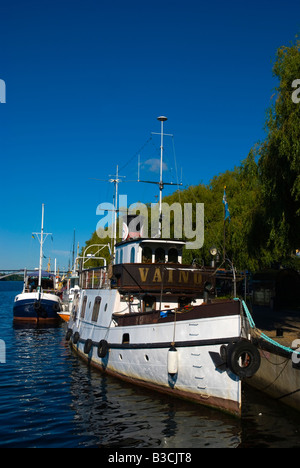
164,149,265,271
259,37,300,258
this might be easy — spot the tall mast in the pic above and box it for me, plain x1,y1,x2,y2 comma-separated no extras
33,204,52,293
91,166,125,258
158,116,167,237
109,165,125,255
38,203,45,291
138,116,182,239
113,165,119,252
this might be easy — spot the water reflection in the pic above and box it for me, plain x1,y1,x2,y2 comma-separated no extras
1,281,300,448
69,355,242,448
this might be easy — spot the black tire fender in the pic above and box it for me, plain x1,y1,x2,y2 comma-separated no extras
73,331,80,344
97,339,108,358
66,329,73,341
84,339,93,355
227,340,261,378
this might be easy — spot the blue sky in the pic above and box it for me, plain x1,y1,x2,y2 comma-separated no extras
0,0,300,270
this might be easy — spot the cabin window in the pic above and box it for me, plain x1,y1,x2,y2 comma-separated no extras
155,248,165,263
168,248,178,263
143,295,156,312
142,247,152,263
92,296,102,322
80,296,87,319
120,249,123,264
130,247,135,263
115,250,119,264
122,333,130,344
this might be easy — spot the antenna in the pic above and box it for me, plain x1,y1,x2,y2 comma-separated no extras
90,166,126,255
139,116,182,238
109,165,124,253
158,116,167,237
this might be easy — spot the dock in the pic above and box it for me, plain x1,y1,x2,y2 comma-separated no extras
246,304,300,411
250,305,300,348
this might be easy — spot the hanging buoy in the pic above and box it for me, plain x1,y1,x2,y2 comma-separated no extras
168,346,178,376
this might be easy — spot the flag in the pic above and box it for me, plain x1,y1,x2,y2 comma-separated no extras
223,186,231,222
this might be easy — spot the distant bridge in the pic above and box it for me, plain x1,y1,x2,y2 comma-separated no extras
0,269,63,280
0,270,26,280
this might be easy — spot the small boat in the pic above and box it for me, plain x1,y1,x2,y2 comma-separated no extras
58,272,80,322
13,204,62,323
66,117,261,417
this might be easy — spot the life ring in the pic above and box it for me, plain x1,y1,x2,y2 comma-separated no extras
226,340,261,378
84,339,93,354
66,329,73,341
97,339,108,358
73,332,80,344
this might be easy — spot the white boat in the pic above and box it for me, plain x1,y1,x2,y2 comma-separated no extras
66,117,260,416
13,204,62,323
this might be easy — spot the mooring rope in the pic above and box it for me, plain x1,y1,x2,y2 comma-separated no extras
242,300,300,357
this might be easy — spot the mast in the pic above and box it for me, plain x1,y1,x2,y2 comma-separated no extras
139,116,179,238
38,204,45,292
158,116,167,237
32,204,52,294
113,165,119,251
91,166,125,259
109,165,125,256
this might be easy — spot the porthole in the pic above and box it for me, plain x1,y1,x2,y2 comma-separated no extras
145,355,149,361
119,354,123,360
104,303,108,311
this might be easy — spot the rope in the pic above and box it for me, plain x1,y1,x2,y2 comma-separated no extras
242,300,300,357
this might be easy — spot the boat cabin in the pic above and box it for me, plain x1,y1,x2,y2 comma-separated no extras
78,215,215,318
114,238,184,266
23,270,56,293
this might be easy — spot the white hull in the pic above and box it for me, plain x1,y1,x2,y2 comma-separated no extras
65,120,261,416
68,289,244,416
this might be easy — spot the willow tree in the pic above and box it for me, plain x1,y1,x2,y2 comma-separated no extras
259,37,300,259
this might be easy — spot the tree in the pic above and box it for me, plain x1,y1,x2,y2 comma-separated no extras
259,37,300,259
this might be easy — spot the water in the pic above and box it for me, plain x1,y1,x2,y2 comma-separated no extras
1,281,300,449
